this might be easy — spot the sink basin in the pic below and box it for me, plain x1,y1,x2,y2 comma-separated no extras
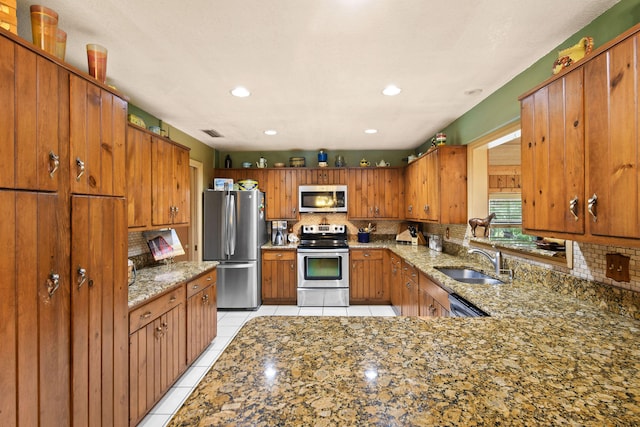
435,267,504,285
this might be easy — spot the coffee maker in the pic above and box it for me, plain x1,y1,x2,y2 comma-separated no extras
271,220,287,246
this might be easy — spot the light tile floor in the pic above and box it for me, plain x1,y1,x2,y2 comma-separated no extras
138,304,397,426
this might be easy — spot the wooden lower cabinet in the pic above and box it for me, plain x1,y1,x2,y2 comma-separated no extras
129,286,187,426
389,252,403,315
401,261,419,316
418,272,451,318
350,248,389,304
262,249,297,304
186,270,218,364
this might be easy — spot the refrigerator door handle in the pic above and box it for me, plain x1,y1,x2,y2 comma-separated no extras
228,193,237,256
223,192,230,257
216,263,254,269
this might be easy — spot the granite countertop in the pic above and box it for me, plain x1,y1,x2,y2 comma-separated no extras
168,241,640,425
170,315,640,426
128,261,218,308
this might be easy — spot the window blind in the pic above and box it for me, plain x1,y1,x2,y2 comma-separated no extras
488,199,522,225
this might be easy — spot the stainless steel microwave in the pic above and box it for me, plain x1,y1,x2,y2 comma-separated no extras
298,185,348,213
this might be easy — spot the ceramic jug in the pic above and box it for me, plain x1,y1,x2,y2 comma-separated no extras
257,157,267,168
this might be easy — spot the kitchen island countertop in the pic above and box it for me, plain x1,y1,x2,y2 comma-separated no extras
170,314,640,426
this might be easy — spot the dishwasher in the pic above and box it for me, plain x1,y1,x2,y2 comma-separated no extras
448,294,489,317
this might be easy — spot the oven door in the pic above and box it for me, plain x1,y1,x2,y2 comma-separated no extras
297,248,349,288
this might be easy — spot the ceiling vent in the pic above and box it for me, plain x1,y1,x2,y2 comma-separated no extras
202,129,223,138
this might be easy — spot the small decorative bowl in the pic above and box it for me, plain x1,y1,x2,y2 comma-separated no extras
273,162,285,168
242,161,252,168
238,179,258,191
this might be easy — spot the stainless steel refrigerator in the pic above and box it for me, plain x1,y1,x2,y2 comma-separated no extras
203,190,267,309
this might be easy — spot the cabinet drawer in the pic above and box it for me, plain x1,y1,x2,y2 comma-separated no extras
402,261,418,281
262,250,295,261
420,274,450,309
351,249,384,260
129,285,185,332
186,268,217,299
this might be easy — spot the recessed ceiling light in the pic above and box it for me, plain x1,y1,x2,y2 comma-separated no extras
382,85,401,96
364,129,378,134
264,129,277,136
231,86,251,97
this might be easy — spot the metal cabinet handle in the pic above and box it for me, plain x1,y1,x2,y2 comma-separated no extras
569,196,579,221
276,253,282,257
290,262,295,270
75,158,85,181
408,205,413,213
48,151,60,178
587,193,598,222
206,276,212,281
202,294,209,304
192,284,199,290
162,322,168,331
77,267,87,289
364,253,370,257
141,311,152,320
169,296,177,303
47,272,60,297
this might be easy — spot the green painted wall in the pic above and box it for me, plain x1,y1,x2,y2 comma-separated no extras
215,149,412,170
417,0,640,153
128,105,215,187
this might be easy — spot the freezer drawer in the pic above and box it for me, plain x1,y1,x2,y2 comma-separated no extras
216,261,261,309
297,288,349,307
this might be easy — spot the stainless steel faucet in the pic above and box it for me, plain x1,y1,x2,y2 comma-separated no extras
468,248,502,275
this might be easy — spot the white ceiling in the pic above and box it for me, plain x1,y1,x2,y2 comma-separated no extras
17,0,619,151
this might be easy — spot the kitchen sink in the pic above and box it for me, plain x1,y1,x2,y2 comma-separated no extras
435,267,504,285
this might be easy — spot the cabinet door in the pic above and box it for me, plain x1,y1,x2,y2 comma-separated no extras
129,304,186,426
299,168,347,185
126,125,152,229
521,71,585,234
265,169,298,220
151,136,174,226
401,262,419,316
423,150,440,221
262,250,297,304
173,144,191,225
350,249,387,303
186,270,217,364
69,75,127,196
1,191,70,426
585,35,640,239
418,272,451,318
404,162,418,219
71,195,128,427
389,253,403,315
348,168,382,219
0,38,64,191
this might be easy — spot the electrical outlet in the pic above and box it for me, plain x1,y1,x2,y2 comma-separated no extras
605,253,630,282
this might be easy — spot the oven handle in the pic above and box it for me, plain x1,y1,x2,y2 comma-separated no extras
297,248,350,253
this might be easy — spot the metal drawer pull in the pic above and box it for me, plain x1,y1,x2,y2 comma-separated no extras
48,151,60,178
202,294,209,304
141,311,152,319
569,196,579,221
77,267,87,289
75,158,85,181
587,193,598,222
207,276,212,281
169,296,177,303
47,272,60,297
192,284,199,289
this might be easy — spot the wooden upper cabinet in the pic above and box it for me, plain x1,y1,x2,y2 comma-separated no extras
151,136,191,227
520,23,640,245
584,34,640,239
404,147,467,224
126,125,152,229
265,169,299,220
348,168,403,219
520,70,585,235
69,74,127,196
298,168,347,185
0,37,66,192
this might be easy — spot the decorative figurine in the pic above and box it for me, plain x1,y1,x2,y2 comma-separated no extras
469,213,496,237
